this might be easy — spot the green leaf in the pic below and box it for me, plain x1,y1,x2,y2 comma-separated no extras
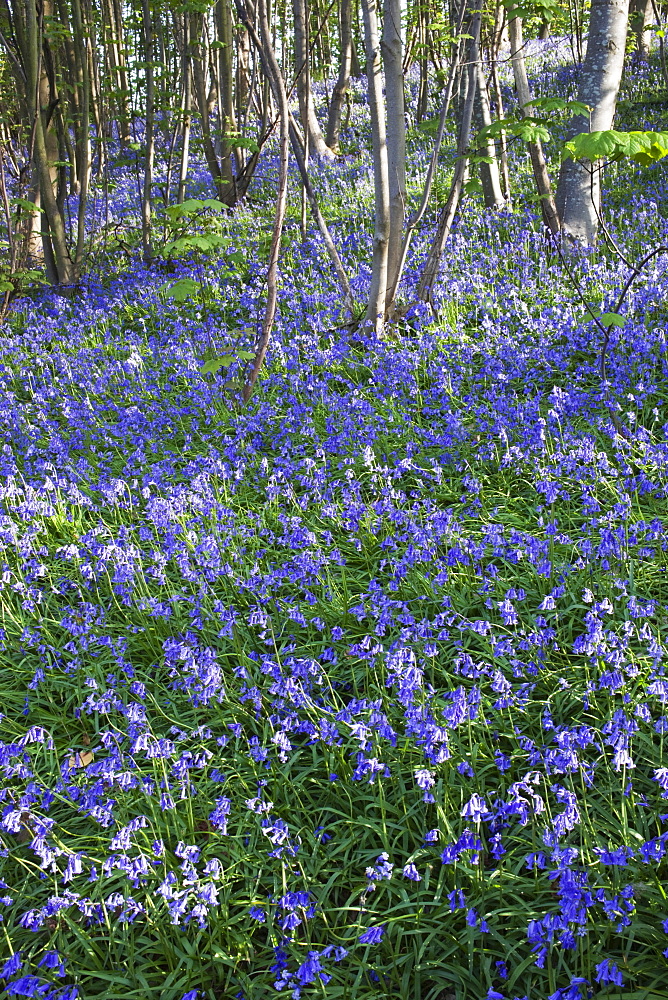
0,279,14,292
201,351,255,375
476,118,551,146
202,356,234,373
201,198,227,212
527,97,590,117
563,129,668,165
599,312,626,328
11,197,44,214
159,278,200,302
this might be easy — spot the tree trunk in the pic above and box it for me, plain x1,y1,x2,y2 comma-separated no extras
629,0,651,63
25,0,75,284
177,13,192,204
292,0,335,158
71,0,91,274
555,0,630,245
190,12,235,204
361,0,390,334
474,59,505,210
417,10,481,304
326,0,352,150
382,0,406,307
141,0,155,263
509,15,560,235
233,0,290,402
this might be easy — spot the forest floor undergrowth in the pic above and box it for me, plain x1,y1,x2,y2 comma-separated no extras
2,40,668,1000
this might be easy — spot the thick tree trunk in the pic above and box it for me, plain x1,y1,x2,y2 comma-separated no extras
555,0,630,245
382,0,406,307
71,0,91,274
326,0,352,150
509,15,560,235
215,0,240,173
361,0,390,334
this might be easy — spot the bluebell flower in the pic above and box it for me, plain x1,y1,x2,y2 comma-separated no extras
461,793,490,822
594,959,623,986
38,952,66,977
359,924,385,945
1,953,23,978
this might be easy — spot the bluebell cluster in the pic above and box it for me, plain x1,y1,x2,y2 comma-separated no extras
1,37,668,1000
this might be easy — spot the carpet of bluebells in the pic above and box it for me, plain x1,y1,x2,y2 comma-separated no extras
2,38,668,1000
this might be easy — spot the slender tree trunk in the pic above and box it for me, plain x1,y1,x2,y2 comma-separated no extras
141,0,155,263
71,0,91,275
234,0,290,402
629,0,651,63
191,12,235,204
555,0,630,245
490,58,511,205
292,0,335,157
475,59,505,209
26,0,75,284
387,8,465,307
417,3,429,121
177,14,192,204
382,0,406,308
110,0,131,143
509,15,560,235
361,0,390,334
417,10,480,304
326,0,352,150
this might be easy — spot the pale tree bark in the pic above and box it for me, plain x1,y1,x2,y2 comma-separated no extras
190,12,235,205
141,0,155,263
237,2,355,316
475,59,505,209
361,0,390,334
292,0,335,158
417,10,481,305
555,0,630,246
386,2,466,307
233,0,290,402
509,14,560,235
382,0,406,308
177,13,192,205
326,0,352,150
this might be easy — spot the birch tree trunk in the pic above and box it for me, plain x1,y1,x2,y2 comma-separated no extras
361,0,390,334
382,0,406,308
141,0,155,264
555,0,630,245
